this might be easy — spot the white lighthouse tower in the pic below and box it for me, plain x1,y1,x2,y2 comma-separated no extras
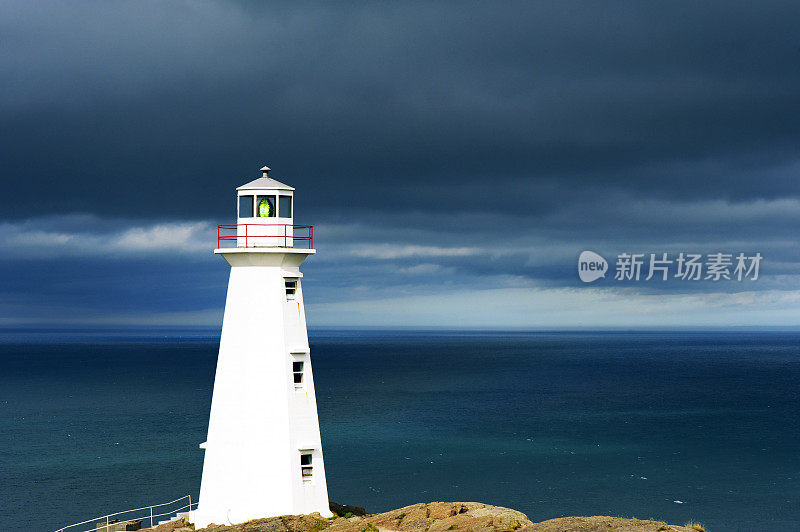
191,165,332,528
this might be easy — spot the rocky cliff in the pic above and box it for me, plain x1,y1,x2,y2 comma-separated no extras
146,502,704,532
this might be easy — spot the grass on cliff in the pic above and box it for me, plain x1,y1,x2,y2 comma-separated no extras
684,521,707,531
309,521,330,532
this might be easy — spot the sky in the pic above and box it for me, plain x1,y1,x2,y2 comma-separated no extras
1,1,799,329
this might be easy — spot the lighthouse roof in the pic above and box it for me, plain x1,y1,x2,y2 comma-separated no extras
237,176,295,191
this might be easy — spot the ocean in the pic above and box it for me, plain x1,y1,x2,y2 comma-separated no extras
1,330,798,532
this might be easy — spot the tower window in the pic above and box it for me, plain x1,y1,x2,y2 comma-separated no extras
293,360,304,390
279,195,292,218
285,279,297,299
238,195,254,218
300,452,313,482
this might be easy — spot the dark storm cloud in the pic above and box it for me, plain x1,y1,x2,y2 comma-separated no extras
3,1,800,220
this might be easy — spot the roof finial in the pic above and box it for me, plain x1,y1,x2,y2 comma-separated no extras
260,165,271,178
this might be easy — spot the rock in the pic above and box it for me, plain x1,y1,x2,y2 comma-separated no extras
520,516,700,532
164,513,329,532
330,502,367,517
141,518,193,532
326,502,531,532
185,503,701,532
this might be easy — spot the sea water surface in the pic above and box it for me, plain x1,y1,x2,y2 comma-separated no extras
1,330,798,532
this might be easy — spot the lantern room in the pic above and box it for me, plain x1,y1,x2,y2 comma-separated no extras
217,165,313,249
237,166,294,223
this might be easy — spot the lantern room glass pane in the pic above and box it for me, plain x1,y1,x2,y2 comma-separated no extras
256,195,276,217
239,195,254,218
279,195,292,218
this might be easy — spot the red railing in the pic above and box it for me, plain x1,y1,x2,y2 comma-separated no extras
217,224,313,249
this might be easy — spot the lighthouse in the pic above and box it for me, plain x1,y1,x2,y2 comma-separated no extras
191,165,332,528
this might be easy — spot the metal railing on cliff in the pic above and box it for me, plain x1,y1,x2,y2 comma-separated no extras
53,494,195,532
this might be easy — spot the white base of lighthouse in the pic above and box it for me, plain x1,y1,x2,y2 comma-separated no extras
191,248,332,528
